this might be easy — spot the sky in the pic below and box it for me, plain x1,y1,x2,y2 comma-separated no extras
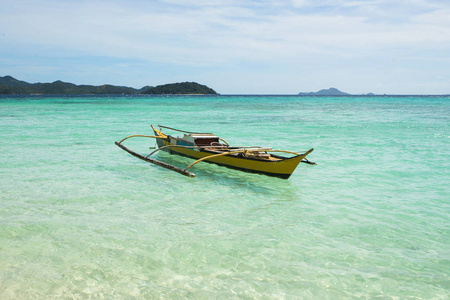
1,0,449,94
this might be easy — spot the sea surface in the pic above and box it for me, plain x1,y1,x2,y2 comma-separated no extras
0,95,449,299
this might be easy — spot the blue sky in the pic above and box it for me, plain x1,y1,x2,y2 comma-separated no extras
1,0,449,94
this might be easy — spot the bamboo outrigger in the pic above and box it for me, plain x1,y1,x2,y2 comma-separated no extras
115,125,315,179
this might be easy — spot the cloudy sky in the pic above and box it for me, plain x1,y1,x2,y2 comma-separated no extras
1,0,449,94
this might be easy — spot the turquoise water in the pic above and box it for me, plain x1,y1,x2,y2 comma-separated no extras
0,95,449,299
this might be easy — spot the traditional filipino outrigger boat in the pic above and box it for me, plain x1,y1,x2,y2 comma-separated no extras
115,125,315,179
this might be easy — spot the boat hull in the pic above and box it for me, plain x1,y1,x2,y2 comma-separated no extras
153,128,304,179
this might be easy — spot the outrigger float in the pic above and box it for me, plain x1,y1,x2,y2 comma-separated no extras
115,125,315,179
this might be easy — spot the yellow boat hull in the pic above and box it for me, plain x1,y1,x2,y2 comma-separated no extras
153,127,307,179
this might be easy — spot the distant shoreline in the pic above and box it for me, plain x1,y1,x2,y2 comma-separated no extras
2,76,448,97
1,94,449,98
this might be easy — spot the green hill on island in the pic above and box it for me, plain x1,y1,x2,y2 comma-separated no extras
0,76,217,95
0,76,137,95
143,82,217,95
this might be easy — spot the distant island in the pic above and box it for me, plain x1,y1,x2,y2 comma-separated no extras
298,87,375,96
0,76,218,95
298,87,350,96
143,82,217,95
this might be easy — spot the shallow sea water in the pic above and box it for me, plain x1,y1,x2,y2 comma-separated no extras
0,95,449,299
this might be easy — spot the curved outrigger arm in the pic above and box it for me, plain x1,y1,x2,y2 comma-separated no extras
219,138,230,146
116,134,198,177
115,135,242,177
115,141,196,177
117,134,166,145
184,150,247,171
